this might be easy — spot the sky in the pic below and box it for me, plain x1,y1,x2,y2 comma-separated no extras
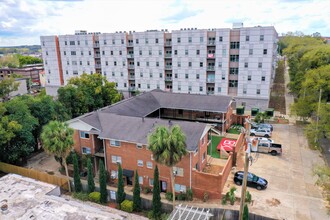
0,0,329,46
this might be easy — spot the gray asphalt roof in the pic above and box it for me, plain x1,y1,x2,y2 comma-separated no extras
96,113,205,151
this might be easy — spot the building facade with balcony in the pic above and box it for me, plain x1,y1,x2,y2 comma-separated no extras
40,24,278,110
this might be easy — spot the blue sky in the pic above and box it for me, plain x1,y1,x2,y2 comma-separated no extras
0,0,329,46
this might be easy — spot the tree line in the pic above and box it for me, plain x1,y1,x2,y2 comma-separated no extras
0,73,121,164
0,54,42,68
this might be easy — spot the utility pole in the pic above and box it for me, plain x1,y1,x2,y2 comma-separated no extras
239,119,251,220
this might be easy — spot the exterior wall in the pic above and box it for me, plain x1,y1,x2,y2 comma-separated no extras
73,130,95,155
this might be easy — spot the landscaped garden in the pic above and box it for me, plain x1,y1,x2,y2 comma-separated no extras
227,124,243,134
208,135,223,159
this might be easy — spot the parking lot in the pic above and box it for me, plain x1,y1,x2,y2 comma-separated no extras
224,123,328,220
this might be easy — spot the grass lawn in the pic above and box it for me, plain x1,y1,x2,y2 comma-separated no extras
208,136,224,159
227,128,241,134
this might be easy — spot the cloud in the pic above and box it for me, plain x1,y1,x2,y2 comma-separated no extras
161,0,202,23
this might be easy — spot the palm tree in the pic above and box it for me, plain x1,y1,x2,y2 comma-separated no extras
148,125,187,207
40,120,74,191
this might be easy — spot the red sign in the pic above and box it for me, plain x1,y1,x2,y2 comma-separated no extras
217,138,237,151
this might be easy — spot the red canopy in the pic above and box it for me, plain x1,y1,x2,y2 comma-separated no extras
217,138,237,151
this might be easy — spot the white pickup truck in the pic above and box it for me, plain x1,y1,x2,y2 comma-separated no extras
251,142,282,156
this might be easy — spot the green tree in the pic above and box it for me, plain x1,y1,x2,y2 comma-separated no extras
58,73,121,118
1,98,38,164
0,54,19,68
116,162,126,205
243,204,249,220
40,121,73,191
148,125,187,207
73,153,82,193
0,76,19,101
132,170,142,212
99,160,108,204
313,165,330,213
87,157,95,193
152,165,161,219
15,54,42,67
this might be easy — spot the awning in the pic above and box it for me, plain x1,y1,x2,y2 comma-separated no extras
123,169,134,177
217,138,237,151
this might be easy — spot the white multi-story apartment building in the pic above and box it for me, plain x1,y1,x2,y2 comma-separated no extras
40,24,278,110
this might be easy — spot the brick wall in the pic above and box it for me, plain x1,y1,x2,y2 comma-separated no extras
73,130,95,154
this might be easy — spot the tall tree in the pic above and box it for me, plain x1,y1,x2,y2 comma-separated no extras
73,153,82,192
148,125,187,207
133,170,142,212
40,121,73,191
57,73,121,118
99,160,108,204
87,157,95,193
116,162,126,205
0,76,19,101
152,165,161,219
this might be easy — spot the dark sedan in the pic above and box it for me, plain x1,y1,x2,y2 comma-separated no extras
234,171,268,190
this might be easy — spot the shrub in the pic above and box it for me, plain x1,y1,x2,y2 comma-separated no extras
73,192,89,201
165,192,173,201
203,192,209,202
143,186,152,194
88,192,101,203
221,194,227,205
186,188,193,201
177,192,186,201
245,191,252,204
120,199,133,213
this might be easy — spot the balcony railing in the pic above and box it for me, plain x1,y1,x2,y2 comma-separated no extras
165,66,172,70
207,79,215,83
165,42,172,46
165,54,172,58
165,77,172,81
127,54,134,58
207,54,215,59
165,88,172,92
94,147,104,157
207,91,215,95
207,66,215,71
128,65,135,69
129,75,135,79
95,54,101,58
95,64,101,69
129,86,136,91
127,42,134,47
93,43,100,48
207,41,215,45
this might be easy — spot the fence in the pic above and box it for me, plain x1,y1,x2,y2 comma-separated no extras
0,162,69,190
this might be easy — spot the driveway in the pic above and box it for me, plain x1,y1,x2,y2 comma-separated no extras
224,123,328,220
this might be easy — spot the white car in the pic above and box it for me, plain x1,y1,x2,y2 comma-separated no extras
250,128,272,138
253,137,274,143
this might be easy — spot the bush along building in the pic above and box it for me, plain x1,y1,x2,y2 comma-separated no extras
41,23,278,110
68,90,246,199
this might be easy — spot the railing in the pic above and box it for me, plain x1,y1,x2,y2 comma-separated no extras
207,79,215,83
129,86,136,91
95,64,101,69
129,75,135,79
94,147,105,157
165,54,172,58
165,77,172,81
207,54,215,59
128,65,135,69
207,41,215,45
165,66,172,70
127,42,134,46
94,54,101,58
93,43,100,48
127,54,134,58
207,66,215,71
165,42,172,46
207,91,215,95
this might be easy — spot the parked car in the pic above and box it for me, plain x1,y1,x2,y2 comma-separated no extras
234,171,268,190
250,128,272,137
253,137,274,143
253,142,282,156
251,123,273,131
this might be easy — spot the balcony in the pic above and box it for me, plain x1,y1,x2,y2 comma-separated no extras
165,54,172,58
165,65,172,70
129,75,135,80
207,66,215,71
165,88,172,92
165,77,172,82
165,42,172,46
127,42,134,47
207,78,215,83
127,54,134,58
207,41,215,45
95,54,101,58
93,43,100,48
129,86,136,91
207,54,215,59
128,65,135,69
94,147,104,157
95,64,101,69
207,91,215,95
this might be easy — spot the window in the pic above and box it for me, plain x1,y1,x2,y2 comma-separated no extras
185,50,188,55
218,87,221,92
244,62,248,68
159,50,162,55
77,40,80,45
136,39,139,44
124,83,127,87
218,62,222,68
175,73,178,78
146,61,149,67
110,139,121,147
261,76,266,81
257,89,261,94
110,51,113,55
114,61,117,66
121,39,124,44
229,80,238,87
112,72,115,76
137,62,140,66
81,51,83,55
188,37,192,43
149,178,154,186
196,74,200,79
175,184,186,193
147,161,153,169
111,155,122,164
119,51,122,55
70,41,75,45
122,61,125,66
156,62,159,67
66,60,69,65
249,49,253,55
120,72,123,77
263,49,267,55
87,61,90,65
230,55,239,62
196,50,200,55
145,38,148,44
103,40,107,45
46,51,48,56
89,51,92,56
139,176,143,184
222,49,226,56
246,35,250,41
260,35,264,41
189,86,192,91
177,37,181,43
150,72,153,78
178,62,181,67
188,62,192,67
230,68,239,75
64,41,67,45
64,51,66,56
258,62,262,68
149,50,152,55
200,37,203,42
155,38,159,43
65,70,68,75
137,160,143,167
219,36,223,42
185,74,188,79
111,170,118,179
222,74,225,80
112,39,115,45
102,51,105,55
230,42,240,49
82,147,91,154
173,167,184,177
139,50,142,55
199,86,203,92
85,40,88,45
147,84,150,89
159,73,163,78
140,72,143,77
243,88,247,94
72,61,77,65
71,51,76,55
174,50,177,55
80,61,82,65
248,75,251,81
200,62,203,67
80,131,89,139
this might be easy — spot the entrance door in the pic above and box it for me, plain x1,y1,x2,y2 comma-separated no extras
160,180,167,192
127,176,133,185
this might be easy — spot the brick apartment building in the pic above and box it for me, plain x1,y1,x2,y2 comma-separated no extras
0,64,44,86
68,90,242,199
41,23,278,110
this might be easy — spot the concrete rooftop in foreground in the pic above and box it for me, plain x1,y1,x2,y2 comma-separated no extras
0,174,147,220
